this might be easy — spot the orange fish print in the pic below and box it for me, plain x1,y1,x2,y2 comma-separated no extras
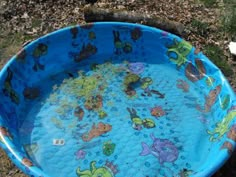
82,122,112,142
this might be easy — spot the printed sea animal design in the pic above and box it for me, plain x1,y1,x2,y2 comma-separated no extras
176,79,189,92
123,73,140,97
124,73,140,87
2,68,20,104
128,62,144,74
113,30,123,55
207,110,236,141
82,122,112,142
23,143,39,156
142,118,156,129
23,87,40,99
221,141,233,155
228,105,236,113
76,161,118,177
84,95,103,111
98,110,107,119
166,39,192,68
153,90,165,98
75,149,86,159
185,59,206,82
140,133,179,165
74,106,85,121
143,89,165,98
206,77,215,87
177,169,193,177
32,43,47,71
0,126,12,143
220,94,230,110
50,117,65,131
16,48,26,62
151,106,166,118
113,31,132,54
123,42,132,53
71,26,79,39
227,124,236,141
21,157,33,167
127,107,143,130
196,85,221,113
72,43,97,62
127,108,156,130
131,27,142,41
103,141,116,156
89,31,96,40
141,77,153,90
140,77,165,98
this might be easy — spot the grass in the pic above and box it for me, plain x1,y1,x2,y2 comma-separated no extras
200,0,217,7
191,19,209,36
31,18,42,28
0,31,22,64
0,29,38,64
203,44,234,77
221,4,236,39
200,0,236,38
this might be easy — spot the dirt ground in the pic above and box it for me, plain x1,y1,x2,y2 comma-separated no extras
0,0,236,177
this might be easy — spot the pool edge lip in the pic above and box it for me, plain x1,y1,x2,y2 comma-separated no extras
0,21,235,177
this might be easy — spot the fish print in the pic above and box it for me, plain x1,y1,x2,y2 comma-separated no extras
74,106,84,121
151,106,166,118
16,48,27,62
196,85,221,113
32,43,47,71
0,126,12,143
150,90,165,99
50,117,65,131
75,149,86,159
140,133,179,165
221,141,234,155
23,87,40,99
70,26,79,39
2,68,19,104
82,122,112,142
71,43,97,62
131,27,142,41
176,79,189,92
220,94,230,110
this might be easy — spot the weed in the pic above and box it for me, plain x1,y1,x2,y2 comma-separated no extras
200,0,217,7
191,19,209,36
0,32,22,62
203,44,234,77
221,4,236,38
31,18,42,28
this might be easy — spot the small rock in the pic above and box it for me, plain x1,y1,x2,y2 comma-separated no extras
229,42,236,56
117,5,126,9
97,2,106,8
21,12,29,19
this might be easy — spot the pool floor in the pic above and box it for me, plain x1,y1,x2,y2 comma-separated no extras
19,60,215,177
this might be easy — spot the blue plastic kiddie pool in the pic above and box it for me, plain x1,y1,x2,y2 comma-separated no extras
0,22,236,177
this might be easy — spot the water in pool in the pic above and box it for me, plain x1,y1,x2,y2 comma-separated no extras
19,59,216,177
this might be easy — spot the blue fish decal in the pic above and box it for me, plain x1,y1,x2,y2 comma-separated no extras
140,133,179,165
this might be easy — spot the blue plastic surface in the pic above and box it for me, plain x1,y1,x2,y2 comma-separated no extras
0,22,236,177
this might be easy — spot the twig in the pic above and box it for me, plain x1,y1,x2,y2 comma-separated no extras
84,7,185,36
